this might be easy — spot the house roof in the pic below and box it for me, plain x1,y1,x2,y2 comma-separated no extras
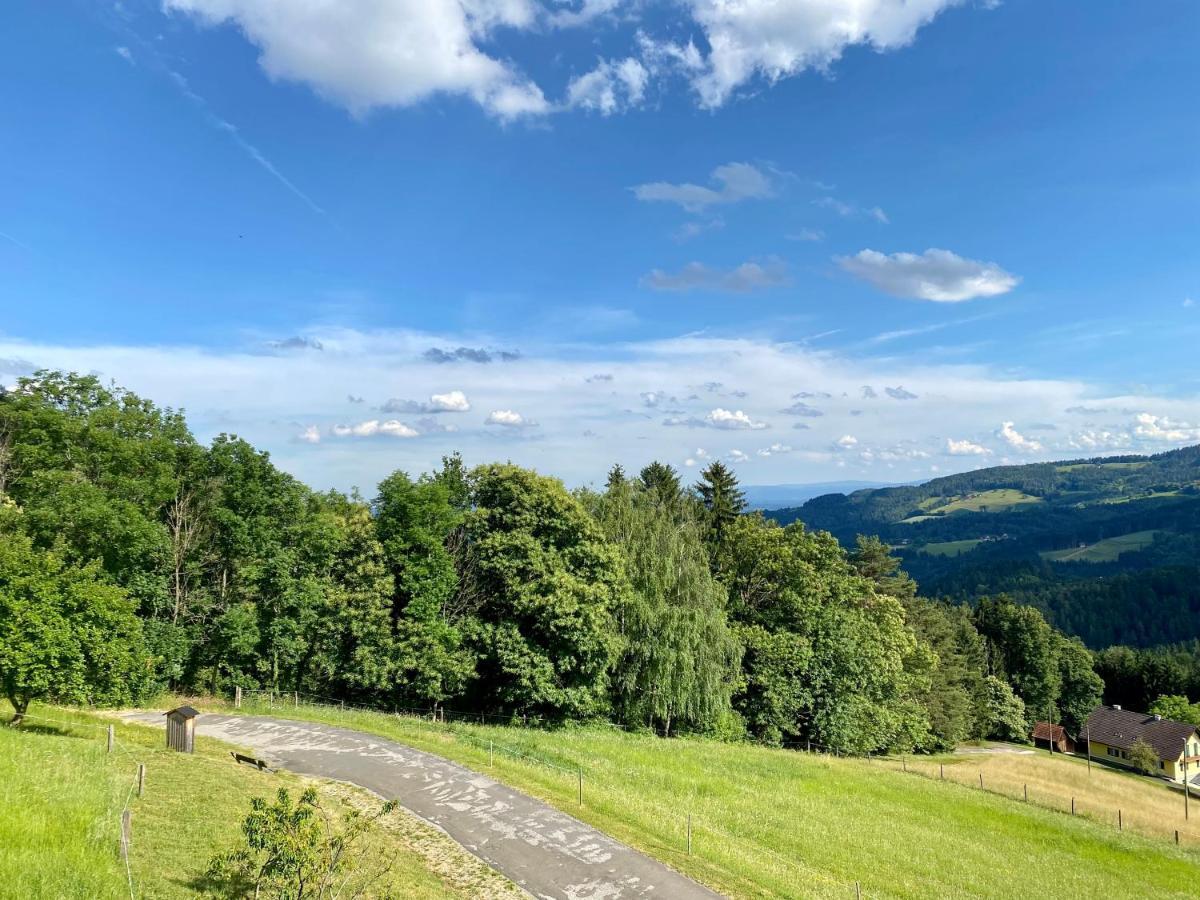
1032,722,1071,743
164,705,200,719
1085,705,1196,761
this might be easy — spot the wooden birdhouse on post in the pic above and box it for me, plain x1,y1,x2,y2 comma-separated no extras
164,705,199,753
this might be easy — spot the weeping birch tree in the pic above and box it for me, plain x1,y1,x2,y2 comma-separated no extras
593,481,741,735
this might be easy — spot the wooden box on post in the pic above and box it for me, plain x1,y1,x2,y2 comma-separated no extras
164,705,199,753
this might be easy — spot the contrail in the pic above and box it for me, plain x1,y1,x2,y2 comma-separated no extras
0,230,31,251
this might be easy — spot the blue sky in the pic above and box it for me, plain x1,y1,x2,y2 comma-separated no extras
2,0,1198,491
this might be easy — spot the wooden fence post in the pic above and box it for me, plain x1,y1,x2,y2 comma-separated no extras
1118,809,1122,832
234,686,242,709
294,691,299,708
489,740,494,766
1024,784,1028,802
979,772,984,790
1176,829,1180,845
107,725,114,754
578,767,583,807
137,763,145,798
902,759,907,773
1071,797,1075,816
687,813,692,856
120,809,132,859
940,764,944,781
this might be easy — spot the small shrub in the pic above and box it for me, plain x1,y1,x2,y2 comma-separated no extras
1128,738,1160,776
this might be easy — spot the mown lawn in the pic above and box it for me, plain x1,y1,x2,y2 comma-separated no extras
0,703,517,900
222,698,1200,899
1041,530,1161,563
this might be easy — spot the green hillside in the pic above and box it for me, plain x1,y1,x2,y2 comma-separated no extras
768,445,1200,648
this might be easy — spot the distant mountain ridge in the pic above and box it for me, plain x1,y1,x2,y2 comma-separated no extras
764,445,1200,649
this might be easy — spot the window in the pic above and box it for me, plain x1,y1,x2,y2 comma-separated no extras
1161,761,1166,770
1107,747,1120,758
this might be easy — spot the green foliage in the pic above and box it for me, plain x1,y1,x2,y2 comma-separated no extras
465,464,624,719
637,461,682,508
0,524,149,721
1149,694,1200,726
694,460,745,554
207,787,399,899
982,675,1028,742
1127,738,1160,776
593,480,741,734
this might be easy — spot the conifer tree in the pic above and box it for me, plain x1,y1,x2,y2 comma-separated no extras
695,460,746,552
638,461,682,507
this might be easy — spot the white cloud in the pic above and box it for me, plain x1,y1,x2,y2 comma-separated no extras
1133,413,1200,442
946,437,992,456
814,197,889,223
885,385,918,400
756,442,792,457
998,421,1043,452
707,408,769,430
164,0,548,119
115,46,134,64
567,57,648,115
632,162,773,213
333,419,419,438
298,424,321,444
681,0,963,108
383,390,471,414
1185,297,1196,309
787,228,824,242
486,409,536,428
642,259,787,293
728,449,750,463
838,248,1019,302
836,434,858,449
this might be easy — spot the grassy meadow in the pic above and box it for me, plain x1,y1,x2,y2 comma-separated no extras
0,703,518,900
215,697,1200,899
1041,530,1161,563
918,539,982,557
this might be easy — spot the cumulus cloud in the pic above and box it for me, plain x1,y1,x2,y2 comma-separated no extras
946,437,991,456
787,228,824,242
1133,413,1200,442
707,408,769,430
332,419,419,438
678,0,963,107
298,425,321,444
164,0,549,119
814,197,889,223
567,57,648,114
756,442,792,457
836,434,858,449
838,249,1020,302
728,449,750,463
642,259,787,293
632,162,773,213
486,409,537,428
382,390,471,414
998,421,1043,452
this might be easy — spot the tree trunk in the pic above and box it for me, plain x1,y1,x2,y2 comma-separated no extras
9,695,29,726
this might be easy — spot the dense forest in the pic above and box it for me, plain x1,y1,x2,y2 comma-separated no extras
0,369,1164,750
768,448,1200,650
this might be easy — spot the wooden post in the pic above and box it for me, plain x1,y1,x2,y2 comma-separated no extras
1024,784,1028,802
294,691,298,708
107,725,114,754
234,686,242,709
979,772,984,790
1085,722,1091,774
855,881,862,900
1071,797,1075,816
137,763,145,798
489,740,494,766
1176,829,1180,845
1118,809,1122,832
1047,703,1053,756
687,813,692,856
578,767,583,807
1185,757,1190,821
902,759,907,773
940,764,944,781
120,809,132,859
340,699,345,712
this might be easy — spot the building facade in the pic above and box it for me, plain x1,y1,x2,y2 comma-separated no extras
1084,705,1200,783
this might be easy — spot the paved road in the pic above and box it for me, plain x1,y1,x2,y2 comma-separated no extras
124,712,722,900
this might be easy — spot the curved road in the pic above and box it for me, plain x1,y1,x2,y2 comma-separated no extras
124,712,722,900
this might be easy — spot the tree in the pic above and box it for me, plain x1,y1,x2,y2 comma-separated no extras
1150,694,1200,726
605,464,626,491
592,481,741,735
974,596,1061,727
695,461,746,555
0,524,149,724
1128,738,1160,776
983,675,1028,742
463,464,625,719
849,536,917,602
1055,635,1103,734
638,461,682,508
206,787,398,899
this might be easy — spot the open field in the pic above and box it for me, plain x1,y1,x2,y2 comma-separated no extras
895,742,1199,845
207,696,1200,899
929,489,1042,514
0,703,516,900
918,539,982,557
1041,530,1161,563
1056,462,1149,473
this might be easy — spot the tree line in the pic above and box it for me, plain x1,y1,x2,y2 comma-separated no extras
0,372,1104,749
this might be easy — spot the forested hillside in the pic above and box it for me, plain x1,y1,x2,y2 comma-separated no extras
768,448,1200,649
1,372,1105,752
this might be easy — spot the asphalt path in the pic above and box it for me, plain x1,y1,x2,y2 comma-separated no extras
123,712,723,900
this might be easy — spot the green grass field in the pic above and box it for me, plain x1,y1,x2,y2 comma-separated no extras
0,704,516,900
1041,530,1160,563
918,539,982,557
930,489,1041,514
1056,462,1149,473
212,697,1200,899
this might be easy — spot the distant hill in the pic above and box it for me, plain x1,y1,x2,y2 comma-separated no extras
740,480,898,510
764,445,1200,649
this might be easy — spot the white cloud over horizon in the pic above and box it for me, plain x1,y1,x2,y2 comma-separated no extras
4,326,1199,491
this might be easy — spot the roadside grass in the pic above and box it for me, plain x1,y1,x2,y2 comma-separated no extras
918,539,981,557
911,743,1199,843
214,697,1200,899
0,702,518,900
1041,529,1160,563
